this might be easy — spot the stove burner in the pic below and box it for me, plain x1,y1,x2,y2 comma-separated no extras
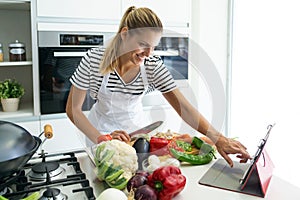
40,188,68,200
33,162,59,173
28,162,65,181
0,187,11,196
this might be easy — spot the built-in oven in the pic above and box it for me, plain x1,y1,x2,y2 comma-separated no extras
38,31,115,115
38,31,189,114
143,36,189,106
154,36,189,81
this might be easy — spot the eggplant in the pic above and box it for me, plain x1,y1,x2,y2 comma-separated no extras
132,138,150,170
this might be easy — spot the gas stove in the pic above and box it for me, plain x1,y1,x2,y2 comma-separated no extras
0,149,107,200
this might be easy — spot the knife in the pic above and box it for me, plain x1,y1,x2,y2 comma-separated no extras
85,121,163,166
129,121,163,137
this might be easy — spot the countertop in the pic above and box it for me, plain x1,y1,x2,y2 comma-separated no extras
78,149,300,200
173,159,300,200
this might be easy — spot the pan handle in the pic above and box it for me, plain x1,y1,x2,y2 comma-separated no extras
37,124,54,153
38,124,53,139
43,124,53,139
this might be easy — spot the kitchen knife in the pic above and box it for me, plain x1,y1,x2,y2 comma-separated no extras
129,121,163,137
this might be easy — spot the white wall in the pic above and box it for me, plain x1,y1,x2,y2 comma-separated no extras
190,0,229,134
231,0,300,188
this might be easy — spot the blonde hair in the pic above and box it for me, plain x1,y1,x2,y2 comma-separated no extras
100,6,163,74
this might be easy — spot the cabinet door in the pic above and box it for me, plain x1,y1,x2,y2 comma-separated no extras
122,0,191,26
40,117,85,153
37,0,122,21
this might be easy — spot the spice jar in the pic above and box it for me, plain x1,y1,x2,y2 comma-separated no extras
0,43,3,62
9,40,26,61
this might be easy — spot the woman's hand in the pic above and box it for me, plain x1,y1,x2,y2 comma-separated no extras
215,135,251,167
110,130,131,142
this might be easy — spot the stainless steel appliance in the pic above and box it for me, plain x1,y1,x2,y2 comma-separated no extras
0,149,105,199
38,31,115,115
154,36,189,81
38,31,189,113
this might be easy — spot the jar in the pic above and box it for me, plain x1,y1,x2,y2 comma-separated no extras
0,43,3,62
9,40,26,61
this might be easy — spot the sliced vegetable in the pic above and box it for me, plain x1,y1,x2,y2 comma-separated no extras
97,134,112,144
106,177,128,190
170,148,214,165
149,137,171,156
170,136,216,165
176,140,192,152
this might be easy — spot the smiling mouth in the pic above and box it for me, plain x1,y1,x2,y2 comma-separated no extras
136,54,145,62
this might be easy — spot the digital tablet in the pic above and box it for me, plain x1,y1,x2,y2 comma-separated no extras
198,124,275,197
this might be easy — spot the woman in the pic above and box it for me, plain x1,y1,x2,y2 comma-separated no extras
66,6,250,167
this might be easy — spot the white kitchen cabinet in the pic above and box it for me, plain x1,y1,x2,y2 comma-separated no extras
40,117,85,153
37,0,122,21
122,0,191,31
15,120,40,135
0,1,36,118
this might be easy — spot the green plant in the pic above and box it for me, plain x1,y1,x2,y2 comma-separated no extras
0,79,25,99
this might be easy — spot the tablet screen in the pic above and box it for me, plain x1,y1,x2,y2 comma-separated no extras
239,123,275,186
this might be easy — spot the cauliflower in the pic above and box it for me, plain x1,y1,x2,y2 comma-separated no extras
94,140,138,189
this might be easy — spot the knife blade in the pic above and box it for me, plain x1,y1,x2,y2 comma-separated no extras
129,121,163,137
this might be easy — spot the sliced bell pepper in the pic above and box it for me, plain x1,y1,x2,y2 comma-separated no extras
169,136,216,165
149,137,171,156
150,137,185,156
170,148,214,165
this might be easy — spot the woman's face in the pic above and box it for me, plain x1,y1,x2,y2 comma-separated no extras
120,28,162,66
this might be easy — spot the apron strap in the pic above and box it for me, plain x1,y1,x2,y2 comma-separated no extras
140,64,149,92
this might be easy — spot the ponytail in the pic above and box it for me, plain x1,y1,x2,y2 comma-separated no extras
100,6,163,74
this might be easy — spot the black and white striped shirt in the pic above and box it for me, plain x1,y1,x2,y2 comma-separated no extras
70,47,177,100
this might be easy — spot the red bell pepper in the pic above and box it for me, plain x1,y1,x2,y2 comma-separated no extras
148,166,186,200
149,137,171,156
149,137,184,156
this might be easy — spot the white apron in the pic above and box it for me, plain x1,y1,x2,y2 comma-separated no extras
86,64,150,146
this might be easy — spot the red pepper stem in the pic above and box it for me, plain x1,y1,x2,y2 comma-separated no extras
154,181,164,192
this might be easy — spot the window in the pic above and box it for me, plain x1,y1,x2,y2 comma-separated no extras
230,0,300,187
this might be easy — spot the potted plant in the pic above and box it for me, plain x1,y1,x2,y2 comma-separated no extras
0,79,25,112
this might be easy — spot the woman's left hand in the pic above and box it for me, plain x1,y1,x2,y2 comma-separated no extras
110,130,131,142
215,135,251,167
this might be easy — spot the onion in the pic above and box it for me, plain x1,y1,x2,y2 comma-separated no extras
127,174,148,192
96,188,127,200
135,185,157,200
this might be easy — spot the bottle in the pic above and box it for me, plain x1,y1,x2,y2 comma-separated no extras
0,43,3,62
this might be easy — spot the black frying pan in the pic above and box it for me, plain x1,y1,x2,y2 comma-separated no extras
0,120,42,178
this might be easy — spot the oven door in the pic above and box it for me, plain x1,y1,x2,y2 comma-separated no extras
39,47,95,115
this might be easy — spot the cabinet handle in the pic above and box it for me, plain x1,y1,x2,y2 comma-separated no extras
53,51,87,57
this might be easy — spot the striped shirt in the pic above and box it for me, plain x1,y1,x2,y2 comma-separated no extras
70,47,177,100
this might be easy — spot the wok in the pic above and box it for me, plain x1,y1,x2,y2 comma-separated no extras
0,120,42,178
